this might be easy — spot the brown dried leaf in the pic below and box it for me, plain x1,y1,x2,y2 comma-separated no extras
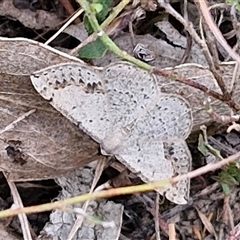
0,37,83,76
0,73,100,181
195,207,218,239
0,0,61,29
192,226,203,240
0,37,101,181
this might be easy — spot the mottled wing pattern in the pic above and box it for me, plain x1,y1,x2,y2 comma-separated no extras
31,63,110,142
31,62,193,204
101,63,192,204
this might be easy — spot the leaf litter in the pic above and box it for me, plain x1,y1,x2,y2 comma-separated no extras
0,0,240,240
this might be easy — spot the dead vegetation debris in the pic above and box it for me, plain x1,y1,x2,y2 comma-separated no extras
0,0,240,240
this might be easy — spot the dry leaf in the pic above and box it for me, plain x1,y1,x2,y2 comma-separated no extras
0,0,61,29
0,73,100,181
0,37,84,76
192,226,203,240
195,207,218,239
0,37,101,181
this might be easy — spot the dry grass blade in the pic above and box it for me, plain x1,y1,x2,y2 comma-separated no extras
67,158,107,240
154,194,161,240
192,226,203,240
194,207,217,239
195,0,240,63
3,172,32,240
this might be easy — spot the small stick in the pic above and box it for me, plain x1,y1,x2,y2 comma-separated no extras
152,68,224,101
59,0,80,24
168,223,176,240
3,173,32,240
44,8,84,45
195,0,240,63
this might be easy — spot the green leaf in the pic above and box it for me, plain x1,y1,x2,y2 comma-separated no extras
78,38,108,59
212,164,240,195
84,0,114,34
95,0,114,22
197,134,208,156
226,162,240,180
222,172,238,186
91,3,103,14
84,17,93,34
221,183,231,195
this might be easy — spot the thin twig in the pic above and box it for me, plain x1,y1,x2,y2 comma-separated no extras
59,0,80,24
152,68,224,101
0,150,240,219
196,0,240,63
196,0,232,99
44,8,84,45
169,223,176,240
172,151,240,184
155,194,161,240
67,158,106,240
3,173,32,240
153,63,240,111
157,0,235,104
157,0,214,68
76,0,151,70
230,62,240,95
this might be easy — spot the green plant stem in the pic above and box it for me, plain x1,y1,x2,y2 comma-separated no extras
101,0,131,29
77,0,152,71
